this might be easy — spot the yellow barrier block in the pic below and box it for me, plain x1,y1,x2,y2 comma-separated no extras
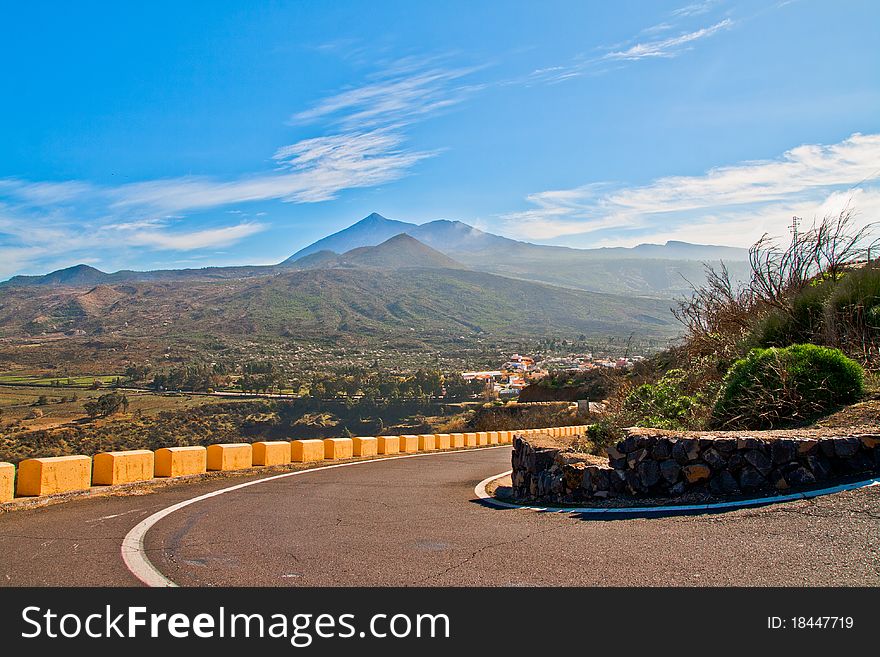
498,431,512,444
399,435,419,453
487,431,499,445
325,437,354,460
92,450,154,486
464,432,478,447
207,443,253,471
154,446,207,478
291,439,325,463
418,434,436,451
0,462,14,503
377,436,400,454
16,456,92,497
476,432,489,446
253,441,291,466
450,433,465,448
353,436,378,457
434,434,451,449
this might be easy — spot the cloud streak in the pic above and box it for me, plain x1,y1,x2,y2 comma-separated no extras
501,133,880,246
0,57,474,277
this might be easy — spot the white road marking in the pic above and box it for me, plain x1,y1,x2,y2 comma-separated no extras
474,471,880,516
122,445,508,587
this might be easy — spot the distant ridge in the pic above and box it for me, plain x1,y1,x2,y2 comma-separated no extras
4,264,109,288
2,212,750,297
334,234,464,270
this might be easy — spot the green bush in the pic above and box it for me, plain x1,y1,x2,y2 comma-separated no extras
713,344,863,429
754,280,833,347
621,369,698,430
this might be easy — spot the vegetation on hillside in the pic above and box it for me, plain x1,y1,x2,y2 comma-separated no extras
578,209,879,444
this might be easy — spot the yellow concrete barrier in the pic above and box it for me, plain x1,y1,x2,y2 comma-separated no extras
92,450,154,486
291,439,325,463
487,431,499,445
253,441,291,466
353,436,378,457
434,434,451,449
464,432,478,447
418,434,436,451
207,443,253,471
399,435,419,453
498,431,512,444
450,433,465,448
16,456,92,496
476,432,489,446
0,462,14,503
154,446,207,478
377,436,400,455
325,437,353,460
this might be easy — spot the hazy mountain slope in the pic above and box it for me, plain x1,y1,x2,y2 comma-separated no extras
0,267,679,344
284,212,417,262
334,234,464,270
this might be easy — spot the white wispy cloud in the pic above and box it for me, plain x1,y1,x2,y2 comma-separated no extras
124,222,267,251
0,58,476,277
290,62,482,130
672,1,720,18
604,19,732,61
526,1,734,84
501,133,880,246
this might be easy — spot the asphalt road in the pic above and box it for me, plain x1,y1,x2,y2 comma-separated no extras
1,447,878,586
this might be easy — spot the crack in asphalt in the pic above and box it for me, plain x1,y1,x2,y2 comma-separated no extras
410,524,566,586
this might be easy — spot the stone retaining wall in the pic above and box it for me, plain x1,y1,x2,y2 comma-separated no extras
511,429,880,504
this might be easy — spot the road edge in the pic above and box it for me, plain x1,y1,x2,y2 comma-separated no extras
474,470,880,517
122,445,509,587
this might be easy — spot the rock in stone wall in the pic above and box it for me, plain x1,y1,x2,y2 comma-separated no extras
511,431,880,504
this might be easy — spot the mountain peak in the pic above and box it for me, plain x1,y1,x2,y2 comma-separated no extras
284,213,417,263
337,234,464,270
359,212,389,223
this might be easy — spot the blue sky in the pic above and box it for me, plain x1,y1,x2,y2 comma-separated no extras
1,0,879,277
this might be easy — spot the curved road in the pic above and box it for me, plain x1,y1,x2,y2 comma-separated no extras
1,446,878,586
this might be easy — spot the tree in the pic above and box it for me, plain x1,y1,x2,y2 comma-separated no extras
83,392,129,418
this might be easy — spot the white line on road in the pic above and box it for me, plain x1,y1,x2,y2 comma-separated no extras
122,445,509,587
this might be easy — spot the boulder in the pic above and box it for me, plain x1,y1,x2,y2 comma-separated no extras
744,449,772,476
682,463,711,484
709,470,740,496
651,439,672,460
562,462,586,492
797,439,819,456
659,459,681,485
726,453,745,472
858,434,880,450
702,448,726,470
833,437,861,459
626,448,648,470
736,436,762,450
672,438,700,464
625,470,646,495
638,460,661,489
669,481,687,496
784,466,816,487
805,455,832,481
771,440,798,465
714,437,737,454
739,467,767,492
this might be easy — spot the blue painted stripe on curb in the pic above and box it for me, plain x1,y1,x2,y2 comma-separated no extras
474,471,880,517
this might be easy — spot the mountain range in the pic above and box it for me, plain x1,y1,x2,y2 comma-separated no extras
0,235,680,350
4,212,749,297
0,213,756,350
